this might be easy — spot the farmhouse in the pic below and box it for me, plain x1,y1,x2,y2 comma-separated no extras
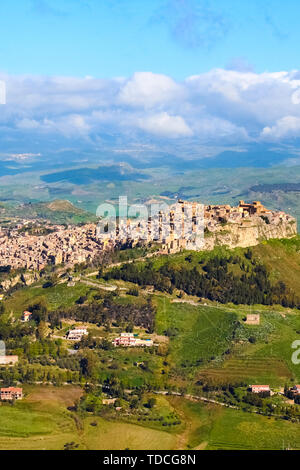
246,314,260,325
250,385,270,394
290,385,300,395
113,333,137,347
21,311,32,322
113,332,153,347
0,387,23,400
0,355,18,365
67,327,88,341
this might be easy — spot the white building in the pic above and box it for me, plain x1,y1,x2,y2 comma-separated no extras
67,327,88,341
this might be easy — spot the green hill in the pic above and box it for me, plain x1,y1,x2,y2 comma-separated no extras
2,199,97,224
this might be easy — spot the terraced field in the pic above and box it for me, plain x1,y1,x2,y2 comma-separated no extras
198,357,292,387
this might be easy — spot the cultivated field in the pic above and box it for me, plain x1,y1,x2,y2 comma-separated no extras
0,386,299,450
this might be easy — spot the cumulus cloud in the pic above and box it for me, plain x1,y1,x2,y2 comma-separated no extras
1,68,300,150
261,116,300,140
119,72,182,108
138,112,192,137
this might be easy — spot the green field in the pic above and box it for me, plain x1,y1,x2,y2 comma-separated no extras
4,282,93,317
170,398,300,450
155,297,237,368
154,295,300,387
0,386,177,450
0,386,299,450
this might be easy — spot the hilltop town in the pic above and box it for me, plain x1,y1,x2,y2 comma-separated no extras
0,200,296,272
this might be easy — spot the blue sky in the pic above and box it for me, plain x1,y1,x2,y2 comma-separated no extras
0,0,300,79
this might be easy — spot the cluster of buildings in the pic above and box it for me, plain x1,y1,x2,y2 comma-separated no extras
98,200,205,253
0,201,295,270
250,384,300,399
98,199,296,254
0,223,102,271
113,332,153,348
0,387,23,400
204,200,294,232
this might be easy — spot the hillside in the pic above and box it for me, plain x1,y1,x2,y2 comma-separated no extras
1,238,300,450
1,199,97,224
253,237,300,293
105,236,300,308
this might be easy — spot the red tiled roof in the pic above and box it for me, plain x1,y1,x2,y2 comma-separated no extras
0,387,22,393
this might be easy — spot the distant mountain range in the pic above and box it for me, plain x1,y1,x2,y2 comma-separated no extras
0,142,298,179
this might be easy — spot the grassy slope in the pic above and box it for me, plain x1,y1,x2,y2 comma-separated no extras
146,236,300,295
0,386,176,451
0,386,81,450
82,417,176,451
253,237,300,293
171,398,300,450
1,386,299,450
4,282,94,317
1,199,97,225
155,297,300,387
155,297,237,366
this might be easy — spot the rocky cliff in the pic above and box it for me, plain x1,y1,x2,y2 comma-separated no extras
203,217,297,251
0,272,38,292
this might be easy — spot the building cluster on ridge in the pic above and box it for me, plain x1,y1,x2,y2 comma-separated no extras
0,200,295,270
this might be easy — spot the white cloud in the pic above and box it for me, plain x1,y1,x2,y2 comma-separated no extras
2,68,300,147
118,72,182,107
138,112,193,137
192,116,248,142
261,116,300,140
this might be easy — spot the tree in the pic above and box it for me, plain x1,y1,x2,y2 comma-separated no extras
96,266,103,279
80,350,98,379
0,303,5,315
130,397,139,409
29,299,48,324
63,442,79,451
146,397,156,409
36,321,48,340
76,296,88,305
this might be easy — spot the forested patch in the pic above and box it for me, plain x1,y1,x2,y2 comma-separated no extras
48,298,155,333
105,252,298,307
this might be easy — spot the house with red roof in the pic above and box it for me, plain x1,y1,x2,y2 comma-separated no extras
21,311,32,322
0,387,23,400
250,385,270,394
